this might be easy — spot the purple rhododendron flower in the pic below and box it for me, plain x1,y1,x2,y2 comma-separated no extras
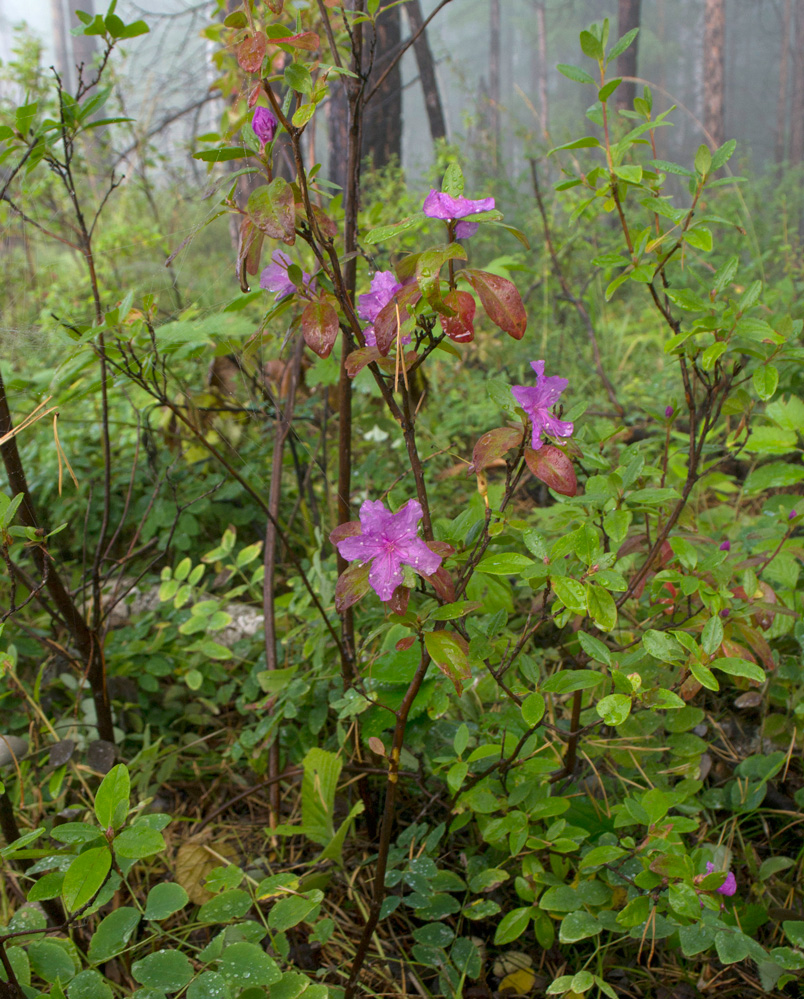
511,360,574,450
334,499,441,601
423,189,495,239
719,540,731,551
665,405,674,418
706,861,737,896
259,250,315,300
252,107,278,152
357,271,408,347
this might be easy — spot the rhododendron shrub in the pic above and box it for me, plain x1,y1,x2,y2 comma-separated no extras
1,6,803,999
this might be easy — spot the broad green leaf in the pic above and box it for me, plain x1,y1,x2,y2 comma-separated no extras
63,847,111,911
113,825,166,859
712,657,765,683
476,552,533,574
217,943,281,986
753,364,779,400
596,694,631,726
131,951,193,991
94,764,129,830
88,907,141,963
268,890,323,931
493,906,532,945
144,883,189,921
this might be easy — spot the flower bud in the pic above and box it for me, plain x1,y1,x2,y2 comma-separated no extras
252,107,278,149
789,509,797,520
719,540,730,551
664,405,674,418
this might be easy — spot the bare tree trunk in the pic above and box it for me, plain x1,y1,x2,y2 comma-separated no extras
327,83,350,192
790,0,804,164
776,0,792,164
703,0,725,147
616,0,641,111
405,0,446,144
362,2,402,169
535,0,548,138
50,0,70,83
489,0,500,167
70,0,97,90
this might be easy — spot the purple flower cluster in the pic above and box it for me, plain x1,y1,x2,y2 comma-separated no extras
422,190,495,239
511,360,574,450
332,499,441,601
259,250,315,300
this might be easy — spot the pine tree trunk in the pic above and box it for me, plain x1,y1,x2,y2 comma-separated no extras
775,0,792,164
405,0,446,144
531,0,549,138
489,0,500,166
70,0,97,90
616,0,641,111
790,0,804,164
362,1,402,170
703,0,725,148
50,0,70,84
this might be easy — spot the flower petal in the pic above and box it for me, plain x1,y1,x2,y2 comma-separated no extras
368,548,405,601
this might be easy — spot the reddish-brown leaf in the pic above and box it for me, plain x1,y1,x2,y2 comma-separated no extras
266,0,284,12
247,178,295,244
270,31,319,50
296,200,338,239
440,289,476,343
734,622,775,670
427,565,456,603
236,219,263,290
373,284,422,355
368,736,385,756
462,268,527,339
329,520,361,545
471,426,523,473
385,585,410,616
346,346,382,377
524,445,577,496
237,32,267,73
335,561,370,612
301,300,339,358
376,351,418,374
427,540,455,558
395,636,416,652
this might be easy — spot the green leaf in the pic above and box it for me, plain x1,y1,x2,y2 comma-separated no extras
364,213,425,244
423,631,472,696
442,162,464,197
63,847,111,911
577,631,612,666
542,670,603,694
701,615,724,656
291,103,315,128
580,29,603,59
475,553,533,574
607,27,639,63
66,969,113,999
521,692,545,727
299,748,341,844
556,64,596,85
144,883,189,921
114,825,166,859
493,906,532,945
712,657,765,683
613,164,642,184
579,845,625,869
131,951,193,991
88,907,141,962
559,910,600,943
268,890,323,931
586,583,617,631
715,929,751,964
596,694,631,726
284,62,312,95
549,135,600,155
753,365,779,400
186,972,229,999
198,889,253,923
28,941,75,984
217,942,281,986
94,764,129,830
694,144,712,176
551,576,587,615
28,871,65,902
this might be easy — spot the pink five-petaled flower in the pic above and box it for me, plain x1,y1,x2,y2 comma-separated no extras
423,190,495,239
251,107,278,154
259,250,316,300
332,499,441,602
511,360,574,450
706,861,737,896
357,271,405,347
